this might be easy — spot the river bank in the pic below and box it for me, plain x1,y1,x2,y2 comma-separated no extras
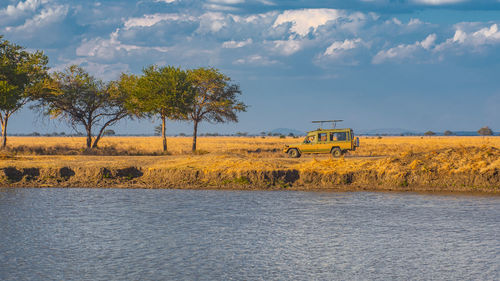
1,144,498,192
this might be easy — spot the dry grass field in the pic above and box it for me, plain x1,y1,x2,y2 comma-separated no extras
3,135,500,156
0,136,499,192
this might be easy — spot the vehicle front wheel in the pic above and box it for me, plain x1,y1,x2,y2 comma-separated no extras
331,147,342,158
288,149,301,158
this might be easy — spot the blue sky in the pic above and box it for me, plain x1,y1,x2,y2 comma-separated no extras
1,0,500,134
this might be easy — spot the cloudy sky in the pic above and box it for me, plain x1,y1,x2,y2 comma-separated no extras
2,0,500,134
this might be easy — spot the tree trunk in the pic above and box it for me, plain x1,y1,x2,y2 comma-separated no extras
1,116,8,149
162,116,167,152
86,126,92,149
192,120,198,152
92,133,102,149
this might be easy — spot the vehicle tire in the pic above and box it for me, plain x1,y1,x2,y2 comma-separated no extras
331,147,342,158
288,149,301,158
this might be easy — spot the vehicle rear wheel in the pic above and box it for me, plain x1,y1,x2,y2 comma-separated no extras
331,147,342,158
288,149,301,158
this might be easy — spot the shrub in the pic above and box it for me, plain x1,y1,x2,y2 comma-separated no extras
478,126,493,136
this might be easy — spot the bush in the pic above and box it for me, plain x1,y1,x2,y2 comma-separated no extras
424,131,436,136
478,126,493,136
444,130,453,136
103,129,116,136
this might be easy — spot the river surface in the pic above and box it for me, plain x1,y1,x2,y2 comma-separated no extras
0,188,499,280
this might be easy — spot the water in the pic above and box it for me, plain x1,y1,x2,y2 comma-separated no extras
0,189,498,280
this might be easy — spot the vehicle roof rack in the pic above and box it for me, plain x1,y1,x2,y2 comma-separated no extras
312,120,343,129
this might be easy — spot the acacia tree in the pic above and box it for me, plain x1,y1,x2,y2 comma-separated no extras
187,67,247,151
0,36,49,148
36,65,129,149
121,65,192,152
478,126,493,136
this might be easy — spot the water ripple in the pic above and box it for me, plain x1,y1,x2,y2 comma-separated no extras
0,189,499,280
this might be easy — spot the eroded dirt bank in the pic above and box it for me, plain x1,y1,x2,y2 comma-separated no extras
0,146,499,193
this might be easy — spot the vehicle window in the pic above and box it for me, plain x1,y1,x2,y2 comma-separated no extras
329,133,337,141
304,135,316,143
318,133,327,142
337,132,347,141
334,132,347,141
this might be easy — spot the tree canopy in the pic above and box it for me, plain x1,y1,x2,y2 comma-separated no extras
35,65,130,148
478,126,493,136
0,36,49,148
187,67,247,151
122,65,193,151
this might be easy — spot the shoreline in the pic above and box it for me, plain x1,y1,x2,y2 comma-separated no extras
1,136,499,194
3,186,500,196
1,165,498,194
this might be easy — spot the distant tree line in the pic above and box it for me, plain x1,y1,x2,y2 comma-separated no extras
1,37,246,152
423,127,495,137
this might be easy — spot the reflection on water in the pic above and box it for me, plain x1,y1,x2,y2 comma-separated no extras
0,188,499,280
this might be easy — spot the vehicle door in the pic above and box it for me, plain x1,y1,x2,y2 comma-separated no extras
298,134,318,153
330,131,349,150
315,132,333,153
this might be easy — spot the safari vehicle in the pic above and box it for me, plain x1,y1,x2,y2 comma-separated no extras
283,120,360,158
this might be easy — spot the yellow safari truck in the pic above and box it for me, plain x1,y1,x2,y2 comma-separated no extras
283,122,360,158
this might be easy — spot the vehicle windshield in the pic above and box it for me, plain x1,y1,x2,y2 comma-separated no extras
304,135,315,143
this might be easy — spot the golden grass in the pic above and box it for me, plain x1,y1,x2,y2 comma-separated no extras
1,136,499,191
0,137,500,192
4,135,500,156
3,136,291,155
1,135,499,168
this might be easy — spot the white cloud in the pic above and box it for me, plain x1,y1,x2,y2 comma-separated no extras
373,24,500,64
234,11,278,24
76,30,170,60
318,38,367,66
0,0,47,18
208,0,245,4
257,0,275,5
372,34,437,63
204,0,247,11
203,4,239,11
412,0,466,5
324,38,362,57
435,24,500,51
420,33,437,49
470,24,500,43
84,62,130,81
154,0,177,3
197,12,228,33
234,54,278,65
391,18,402,25
272,39,303,55
408,18,424,25
273,9,344,37
452,29,467,43
124,13,195,29
53,58,129,81
5,4,68,32
222,38,253,48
